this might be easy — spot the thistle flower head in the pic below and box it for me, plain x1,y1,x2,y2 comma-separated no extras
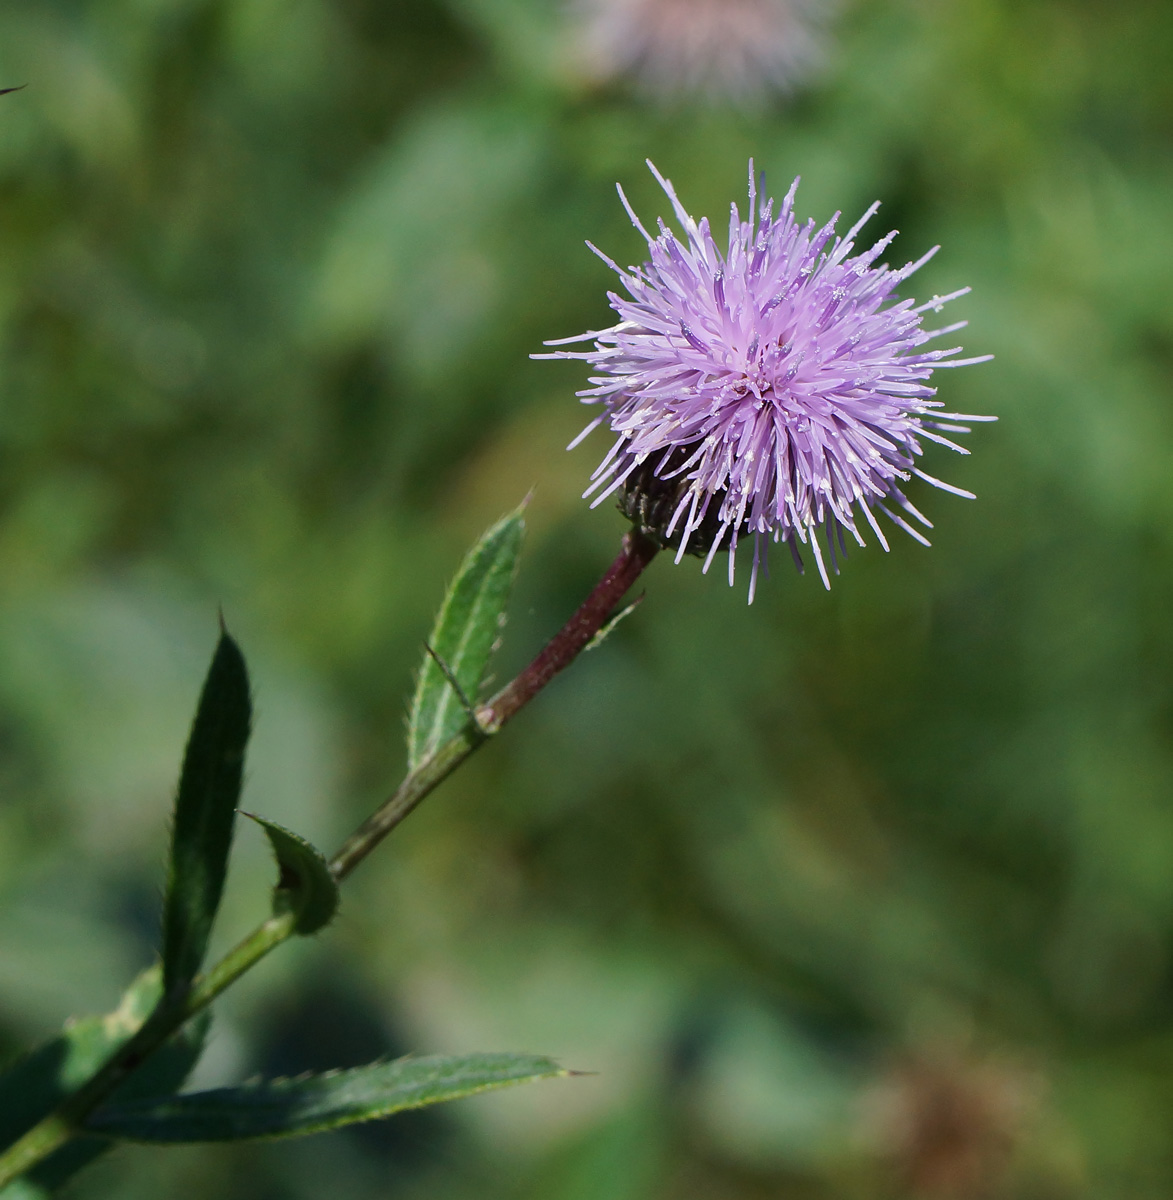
573,0,828,105
537,161,993,600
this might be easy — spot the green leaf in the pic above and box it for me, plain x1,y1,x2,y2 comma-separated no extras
0,966,209,1195
161,628,252,994
240,813,339,935
407,506,525,769
87,1052,567,1143
0,1182,47,1200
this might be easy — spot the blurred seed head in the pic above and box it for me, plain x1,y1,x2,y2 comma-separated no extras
570,0,831,105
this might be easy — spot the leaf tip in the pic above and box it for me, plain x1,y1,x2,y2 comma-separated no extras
243,812,339,935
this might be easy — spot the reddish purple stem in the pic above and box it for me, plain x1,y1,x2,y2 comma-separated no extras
479,528,661,731
330,527,660,881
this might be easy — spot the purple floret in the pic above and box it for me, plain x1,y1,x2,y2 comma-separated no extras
537,161,993,600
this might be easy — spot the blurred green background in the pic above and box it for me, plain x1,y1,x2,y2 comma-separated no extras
0,0,1171,1196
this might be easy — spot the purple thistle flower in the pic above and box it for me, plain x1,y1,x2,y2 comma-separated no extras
537,161,994,601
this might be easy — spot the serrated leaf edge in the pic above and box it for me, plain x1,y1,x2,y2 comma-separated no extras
407,506,525,768
87,1053,569,1142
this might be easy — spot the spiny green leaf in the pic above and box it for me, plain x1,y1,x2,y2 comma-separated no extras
0,965,209,1194
161,628,252,994
241,813,339,935
87,1052,568,1143
407,506,525,769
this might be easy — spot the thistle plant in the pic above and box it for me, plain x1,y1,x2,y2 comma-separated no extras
0,162,989,1196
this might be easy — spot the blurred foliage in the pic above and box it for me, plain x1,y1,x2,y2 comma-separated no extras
0,0,1170,1196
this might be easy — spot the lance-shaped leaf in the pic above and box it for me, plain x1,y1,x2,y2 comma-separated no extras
87,1052,567,1142
407,506,525,769
241,813,339,935
0,966,209,1194
161,629,252,994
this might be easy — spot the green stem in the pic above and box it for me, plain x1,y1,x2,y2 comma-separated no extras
0,912,296,1190
329,528,659,880
0,527,659,1191
328,719,486,882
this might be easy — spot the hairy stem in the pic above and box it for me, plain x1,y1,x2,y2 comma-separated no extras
329,527,660,879
0,527,659,1190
